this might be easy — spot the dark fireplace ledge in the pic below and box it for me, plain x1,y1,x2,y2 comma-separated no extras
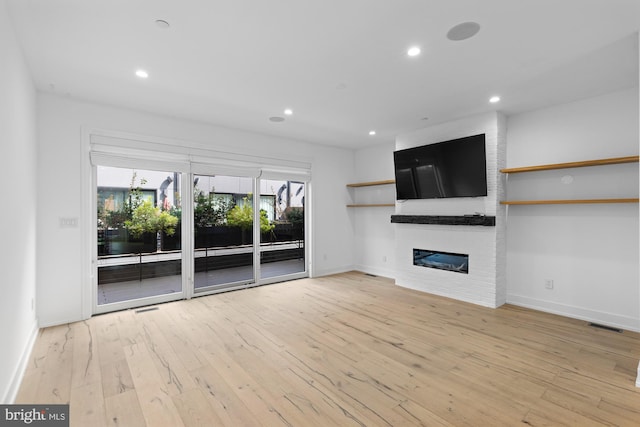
391,214,496,226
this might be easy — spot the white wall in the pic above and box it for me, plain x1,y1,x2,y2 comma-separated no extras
0,0,38,403
36,93,356,327
506,88,640,331
351,142,396,277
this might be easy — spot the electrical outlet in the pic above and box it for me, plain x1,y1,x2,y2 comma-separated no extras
545,279,554,289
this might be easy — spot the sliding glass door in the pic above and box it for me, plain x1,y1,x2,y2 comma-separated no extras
259,179,306,282
96,166,184,312
193,174,255,293
191,173,308,295
91,146,310,313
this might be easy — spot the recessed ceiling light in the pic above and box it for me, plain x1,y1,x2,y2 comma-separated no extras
489,95,501,103
284,109,293,116
155,19,170,29
269,116,285,123
447,22,481,41
407,46,421,57
135,69,149,79
369,130,376,136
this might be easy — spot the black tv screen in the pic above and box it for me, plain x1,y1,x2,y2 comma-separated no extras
394,134,487,200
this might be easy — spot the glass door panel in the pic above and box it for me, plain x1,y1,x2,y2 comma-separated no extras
97,166,183,308
259,179,306,280
193,174,255,292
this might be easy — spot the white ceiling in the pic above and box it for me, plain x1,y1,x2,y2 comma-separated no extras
6,0,640,149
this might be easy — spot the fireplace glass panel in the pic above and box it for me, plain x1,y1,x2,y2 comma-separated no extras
413,249,468,274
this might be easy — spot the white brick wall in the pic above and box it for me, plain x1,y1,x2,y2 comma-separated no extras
394,112,507,308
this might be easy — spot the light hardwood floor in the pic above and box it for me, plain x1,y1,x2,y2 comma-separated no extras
16,272,640,426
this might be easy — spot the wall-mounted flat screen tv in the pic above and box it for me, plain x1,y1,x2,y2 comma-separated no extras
393,134,487,200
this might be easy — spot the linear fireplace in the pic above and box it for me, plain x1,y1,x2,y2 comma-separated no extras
413,249,469,274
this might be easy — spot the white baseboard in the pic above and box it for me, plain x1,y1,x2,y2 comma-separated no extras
507,293,640,333
37,315,85,329
311,265,355,278
354,264,395,280
2,323,39,404
636,361,640,388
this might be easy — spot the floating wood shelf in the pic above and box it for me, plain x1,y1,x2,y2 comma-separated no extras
347,203,395,208
347,179,395,207
501,198,639,205
346,179,395,187
501,155,638,205
500,156,639,174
